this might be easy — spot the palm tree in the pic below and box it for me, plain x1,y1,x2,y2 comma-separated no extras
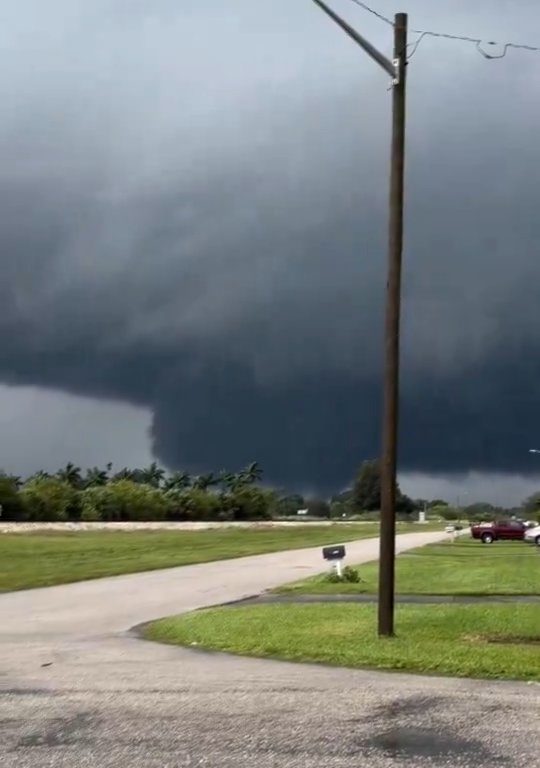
139,462,165,488
219,470,245,493
0,472,22,489
239,462,263,485
56,462,82,488
25,470,51,484
164,471,191,491
113,468,134,482
83,466,109,488
192,473,218,491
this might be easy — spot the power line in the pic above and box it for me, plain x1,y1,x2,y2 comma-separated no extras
346,0,393,27
407,30,540,61
343,0,540,61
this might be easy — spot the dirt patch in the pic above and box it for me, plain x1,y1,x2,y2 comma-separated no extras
361,727,502,765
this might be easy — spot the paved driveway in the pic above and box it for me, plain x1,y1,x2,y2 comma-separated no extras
1,531,538,767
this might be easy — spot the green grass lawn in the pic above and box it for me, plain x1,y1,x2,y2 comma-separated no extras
0,522,442,593
276,539,540,596
145,603,540,681
0,523,410,592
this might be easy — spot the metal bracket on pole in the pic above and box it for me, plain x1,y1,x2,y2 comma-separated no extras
392,58,401,85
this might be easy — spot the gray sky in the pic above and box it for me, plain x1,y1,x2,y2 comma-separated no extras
1,0,539,502
0,384,537,506
0,385,152,474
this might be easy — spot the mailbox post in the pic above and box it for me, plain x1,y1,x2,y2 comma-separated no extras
322,545,346,577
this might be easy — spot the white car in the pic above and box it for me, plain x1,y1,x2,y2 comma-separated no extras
524,525,540,546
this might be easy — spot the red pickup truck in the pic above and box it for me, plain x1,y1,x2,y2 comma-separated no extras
471,520,526,544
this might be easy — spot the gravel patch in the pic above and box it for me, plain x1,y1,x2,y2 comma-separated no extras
0,520,377,534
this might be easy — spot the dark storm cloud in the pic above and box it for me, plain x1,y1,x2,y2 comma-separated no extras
1,0,540,489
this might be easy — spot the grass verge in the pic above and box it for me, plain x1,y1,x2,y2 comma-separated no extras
276,539,539,596
0,523,421,592
145,603,540,681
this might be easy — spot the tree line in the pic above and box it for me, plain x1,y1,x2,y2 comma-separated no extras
0,462,276,523
336,460,536,522
0,457,533,524
0,459,411,523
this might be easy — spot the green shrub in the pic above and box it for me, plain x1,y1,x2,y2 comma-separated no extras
325,566,362,584
163,489,187,520
0,474,26,521
166,488,275,522
330,500,354,519
169,488,221,521
79,500,102,522
225,487,274,521
438,507,461,521
274,494,305,518
80,486,118,521
305,498,331,518
80,481,168,522
21,478,77,522
353,511,381,522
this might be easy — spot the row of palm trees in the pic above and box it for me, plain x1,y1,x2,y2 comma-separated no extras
22,461,263,493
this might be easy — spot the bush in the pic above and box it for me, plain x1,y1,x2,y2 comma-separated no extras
352,510,380,522
166,488,221,521
80,503,101,522
329,500,356,519
438,506,461,521
80,481,168,522
0,474,26,521
325,566,362,584
274,495,305,518
81,485,120,522
305,498,331,519
464,503,498,523
225,487,275,521
21,478,77,522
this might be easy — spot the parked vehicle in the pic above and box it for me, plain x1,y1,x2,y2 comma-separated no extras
471,520,527,544
524,524,540,547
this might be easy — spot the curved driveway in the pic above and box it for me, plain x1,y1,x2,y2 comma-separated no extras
0,530,537,767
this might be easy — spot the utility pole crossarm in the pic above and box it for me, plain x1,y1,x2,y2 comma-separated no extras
311,0,396,78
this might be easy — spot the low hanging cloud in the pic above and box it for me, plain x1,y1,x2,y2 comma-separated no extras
1,0,540,490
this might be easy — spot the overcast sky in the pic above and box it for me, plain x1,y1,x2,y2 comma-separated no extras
1,0,539,503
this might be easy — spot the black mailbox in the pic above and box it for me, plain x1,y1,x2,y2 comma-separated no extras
322,545,345,561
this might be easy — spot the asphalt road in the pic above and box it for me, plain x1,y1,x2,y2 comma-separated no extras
1,530,538,767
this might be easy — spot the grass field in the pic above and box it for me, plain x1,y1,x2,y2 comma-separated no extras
0,522,426,592
276,539,539,596
145,602,540,681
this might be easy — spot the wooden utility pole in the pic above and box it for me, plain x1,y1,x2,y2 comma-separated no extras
311,2,408,637
378,13,407,638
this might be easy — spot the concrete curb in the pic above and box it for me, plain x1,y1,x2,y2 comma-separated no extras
224,593,540,607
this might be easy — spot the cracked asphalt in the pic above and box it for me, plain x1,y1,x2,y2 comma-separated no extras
1,530,538,767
